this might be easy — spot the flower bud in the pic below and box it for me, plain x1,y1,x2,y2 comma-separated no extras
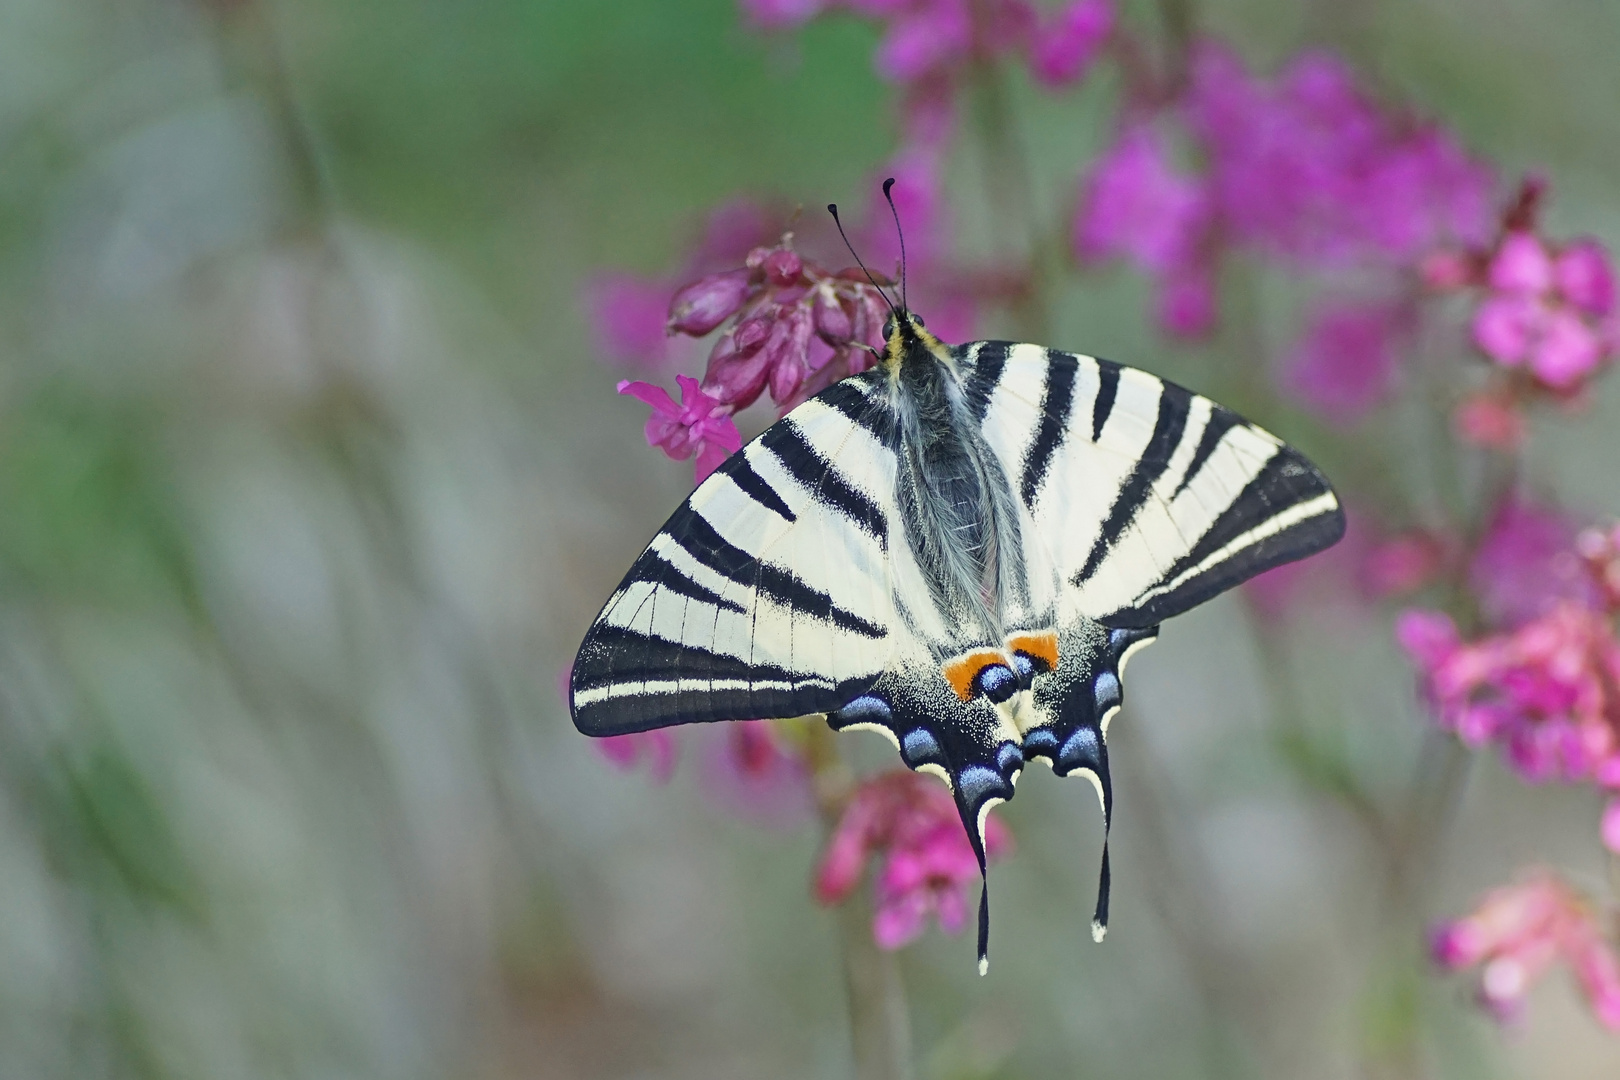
668,269,754,336
763,248,804,287
813,288,853,341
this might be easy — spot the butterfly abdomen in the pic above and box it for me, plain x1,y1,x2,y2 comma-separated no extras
890,341,1027,647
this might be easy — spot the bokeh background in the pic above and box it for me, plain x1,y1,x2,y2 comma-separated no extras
3,0,1620,1077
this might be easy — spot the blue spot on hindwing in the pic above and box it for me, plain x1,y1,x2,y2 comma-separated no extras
902,727,944,766
1058,726,1102,774
956,765,1005,809
1093,670,1121,713
1022,728,1060,759
974,663,1018,703
835,695,893,727
996,741,1023,775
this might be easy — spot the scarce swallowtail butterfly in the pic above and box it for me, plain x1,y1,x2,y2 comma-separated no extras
570,191,1345,974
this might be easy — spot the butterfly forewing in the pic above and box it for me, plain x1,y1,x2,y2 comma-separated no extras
571,374,903,735
965,341,1345,628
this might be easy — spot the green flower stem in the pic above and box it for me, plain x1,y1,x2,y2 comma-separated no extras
806,723,915,1080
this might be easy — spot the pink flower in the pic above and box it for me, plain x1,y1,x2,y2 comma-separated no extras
1577,523,1620,613
814,771,1012,950
1359,530,1447,599
1283,302,1405,424
699,721,814,829
739,0,827,30
1469,497,1596,628
595,730,679,782
1453,392,1526,450
1183,43,1493,266
1028,0,1113,88
1432,871,1620,1031
1397,603,1620,786
1076,125,1215,336
618,375,743,482
1472,230,1617,390
874,0,974,83
584,273,675,368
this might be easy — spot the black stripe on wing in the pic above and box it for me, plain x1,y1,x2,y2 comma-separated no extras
962,341,1011,422
1020,350,1076,506
1091,362,1120,441
1073,387,1190,584
1102,442,1344,628
759,421,889,545
1172,406,1242,499
670,509,885,638
574,627,875,734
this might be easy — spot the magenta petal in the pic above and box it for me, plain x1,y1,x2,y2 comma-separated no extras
1029,0,1113,87
1530,308,1603,389
1489,231,1554,294
1556,239,1617,316
1283,303,1403,424
872,891,929,950
739,0,827,30
875,0,972,83
587,275,673,367
1472,294,1541,365
1394,609,1460,667
617,379,681,418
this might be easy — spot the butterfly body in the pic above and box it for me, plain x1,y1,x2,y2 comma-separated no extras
571,311,1344,971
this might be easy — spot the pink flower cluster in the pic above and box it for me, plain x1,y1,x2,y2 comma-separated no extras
1398,604,1620,791
1076,43,1495,423
1431,871,1620,1030
1421,182,1620,443
815,771,1012,949
618,237,893,481
742,0,1112,90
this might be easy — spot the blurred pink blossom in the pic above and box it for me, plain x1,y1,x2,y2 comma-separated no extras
1453,391,1527,450
1184,43,1494,265
1358,530,1448,599
1029,0,1113,87
699,721,814,828
1431,871,1620,1030
1075,125,1214,337
1472,231,1617,391
595,730,680,782
584,274,676,368
1577,523,1620,613
815,771,1011,950
1283,302,1405,424
1396,603,1620,789
1469,498,1596,628
618,375,744,482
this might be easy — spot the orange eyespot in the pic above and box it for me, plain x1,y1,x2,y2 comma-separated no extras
940,649,1009,703
1006,629,1059,671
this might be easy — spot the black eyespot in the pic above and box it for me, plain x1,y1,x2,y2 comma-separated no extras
911,315,925,328
882,314,897,340
973,663,1019,704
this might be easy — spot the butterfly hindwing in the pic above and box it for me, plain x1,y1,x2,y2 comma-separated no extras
571,373,902,735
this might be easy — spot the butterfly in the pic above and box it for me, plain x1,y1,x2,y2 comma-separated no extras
569,193,1345,974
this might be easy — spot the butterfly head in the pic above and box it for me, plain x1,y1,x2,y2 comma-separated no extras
880,310,949,369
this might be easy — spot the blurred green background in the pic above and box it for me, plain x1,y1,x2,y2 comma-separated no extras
3,0,1620,1076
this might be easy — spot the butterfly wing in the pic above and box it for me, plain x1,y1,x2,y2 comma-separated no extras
962,339,1345,939
966,340,1345,627
571,374,902,735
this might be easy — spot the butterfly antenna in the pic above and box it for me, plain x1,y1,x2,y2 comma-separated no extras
881,177,908,313
826,203,898,317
